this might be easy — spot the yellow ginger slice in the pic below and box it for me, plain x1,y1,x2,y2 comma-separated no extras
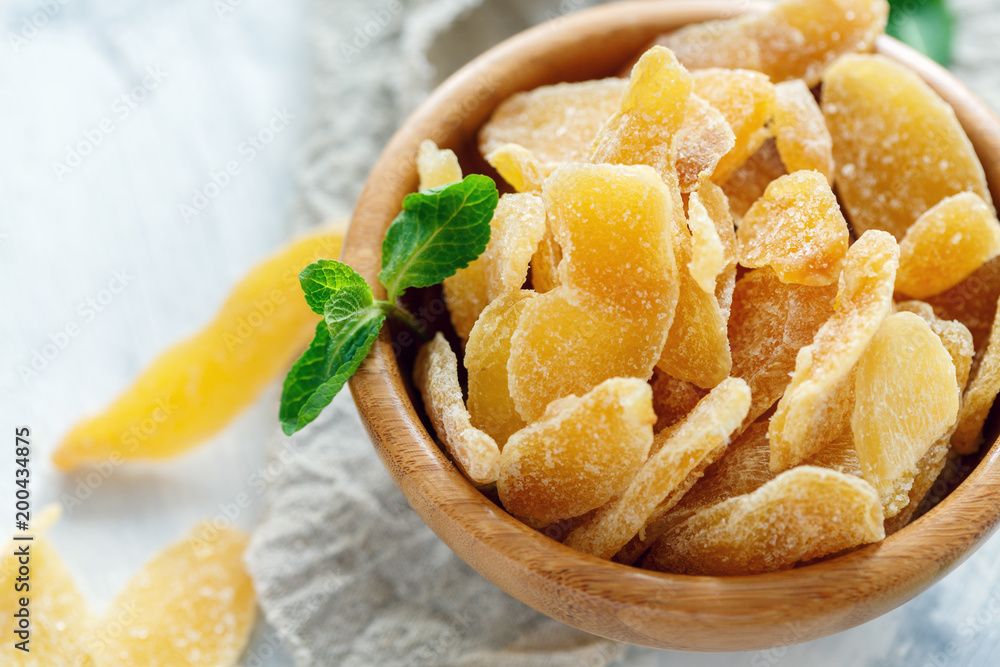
479,78,627,165
481,192,546,301
530,229,561,293
896,300,974,392
737,170,850,286
730,268,838,426
497,378,655,524
773,80,834,182
851,312,959,517
658,0,889,87
485,143,552,193
769,230,899,471
564,378,750,559
415,333,501,484
645,466,885,575
823,54,992,241
417,139,462,190
1,508,92,667
721,138,787,221
691,68,775,183
926,256,1000,350
93,523,255,667
687,188,727,294
465,291,536,447
674,93,736,192
508,287,666,423
695,181,739,319
953,300,1000,454
895,193,1000,299
884,434,952,535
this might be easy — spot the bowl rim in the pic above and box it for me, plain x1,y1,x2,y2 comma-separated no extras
344,0,1000,651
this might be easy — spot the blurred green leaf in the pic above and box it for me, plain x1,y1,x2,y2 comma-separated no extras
887,0,954,66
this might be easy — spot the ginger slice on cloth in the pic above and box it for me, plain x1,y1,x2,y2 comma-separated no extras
768,230,898,471
498,378,655,524
563,378,750,559
773,79,835,182
415,333,501,485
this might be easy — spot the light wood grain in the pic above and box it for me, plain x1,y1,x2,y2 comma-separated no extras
344,1,1000,651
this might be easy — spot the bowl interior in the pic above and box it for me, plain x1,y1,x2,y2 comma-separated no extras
344,0,1000,652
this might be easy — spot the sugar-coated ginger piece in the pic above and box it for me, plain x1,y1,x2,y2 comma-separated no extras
564,378,750,559
895,193,1000,299
691,68,775,183
466,291,536,447
649,369,708,433
952,299,1000,454
484,143,552,193
591,47,693,180
737,170,850,286
730,267,838,426
481,192,546,301
95,523,256,667
545,163,679,318
852,312,959,517
687,188,727,294
530,228,561,293
658,0,888,87
769,230,899,472
479,78,627,165
442,260,488,342
417,139,462,190
773,80,834,182
823,54,992,241
925,256,1000,350
896,300,974,392
415,333,501,484
695,181,740,320
498,378,655,524
721,138,787,221
884,433,952,535
674,93,736,192
508,287,667,423
645,466,884,575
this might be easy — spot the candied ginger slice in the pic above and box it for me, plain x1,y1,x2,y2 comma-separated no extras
675,93,736,192
564,378,749,559
95,523,255,667
417,139,462,190
895,193,1000,299
485,143,552,193
498,378,655,524
649,368,707,434
737,170,849,286
645,466,884,575
442,259,488,342
852,312,959,517
773,80,834,182
466,291,536,447
481,192,546,301
479,78,627,165
823,54,992,241
768,230,898,471
884,434,952,535
721,138,787,222
687,188,727,294
415,333,501,484
530,228,561,293
953,299,1000,454
896,300,974,392
925,256,1000,350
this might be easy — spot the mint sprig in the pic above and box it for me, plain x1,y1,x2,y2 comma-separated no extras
279,175,498,435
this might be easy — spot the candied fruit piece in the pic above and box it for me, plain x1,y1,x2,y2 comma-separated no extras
737,170,850,286
564,378,750,559
721,138,787,221
884,434,951,535
729,267,838,426
645,466,884,575
769,230,899,471
508,287,667,423
530,228,561,293
96,523,255,667
591,46,693,180
895,193,1000,299
415,333,501,484
442,260,488,342
773,80,834,182
659,0,889,87
896,300,974,391
852,312,959,517
545,163,679,317
674,93,736,192
925,256,1000,350
466,291,536,447
690,68,775,183
823,54,993,241
481,192,546,301
687,187,727,294
953,302,1000,454
479,78,627,165
417,139,462,190
485,143,552,193
497,378,655,523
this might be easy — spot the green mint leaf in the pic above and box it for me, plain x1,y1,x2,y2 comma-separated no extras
379,174,498,302
299,259,371,315
888,0,953,66
279,310,384,435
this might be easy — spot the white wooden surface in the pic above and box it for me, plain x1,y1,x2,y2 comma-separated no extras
3,0,1000,665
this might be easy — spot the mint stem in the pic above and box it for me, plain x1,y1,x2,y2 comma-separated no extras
380,301,430,342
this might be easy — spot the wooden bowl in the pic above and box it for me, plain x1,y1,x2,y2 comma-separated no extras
344,0,1000,651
